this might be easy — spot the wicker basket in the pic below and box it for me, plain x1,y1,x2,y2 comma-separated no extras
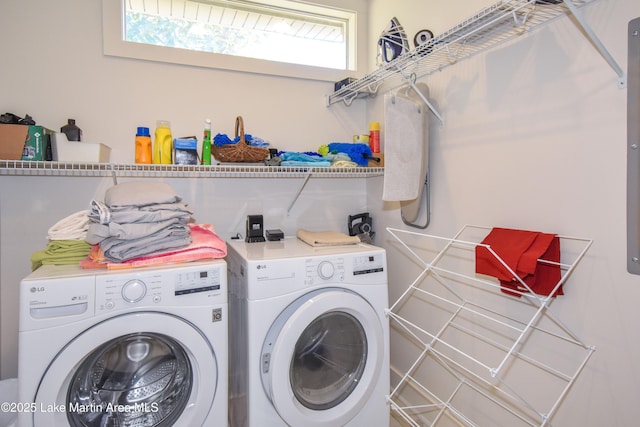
211,116,269,163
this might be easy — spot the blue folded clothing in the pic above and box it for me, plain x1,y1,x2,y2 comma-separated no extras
328,142,372,166
280,152,331,167
213,133,269,147
281,160,331,167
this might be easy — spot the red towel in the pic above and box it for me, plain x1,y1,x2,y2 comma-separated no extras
475,228,562,298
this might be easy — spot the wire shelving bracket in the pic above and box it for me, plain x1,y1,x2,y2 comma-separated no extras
327,0,624,109
386,225,595,427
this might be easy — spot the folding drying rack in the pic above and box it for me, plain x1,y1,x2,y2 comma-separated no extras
386,225,595,427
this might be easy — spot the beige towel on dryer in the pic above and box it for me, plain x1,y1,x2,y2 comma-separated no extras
382,83,429,201
297,229,360,246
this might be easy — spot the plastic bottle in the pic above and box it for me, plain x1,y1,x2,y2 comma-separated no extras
61,119,82,141
153,120,173,164
201,118,212,165
135,127,152,164
369,121,380,153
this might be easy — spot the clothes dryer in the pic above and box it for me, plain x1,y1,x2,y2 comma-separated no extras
18,260,228,427
227,238,389,427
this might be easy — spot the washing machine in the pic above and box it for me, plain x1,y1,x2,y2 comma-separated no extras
227,237,389,427
18,260,228,427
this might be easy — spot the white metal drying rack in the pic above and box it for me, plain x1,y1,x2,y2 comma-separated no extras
386,225,595,427
327,0,624,123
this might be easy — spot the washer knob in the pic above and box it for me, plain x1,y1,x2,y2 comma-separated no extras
122,279,147,303
317,261,335,280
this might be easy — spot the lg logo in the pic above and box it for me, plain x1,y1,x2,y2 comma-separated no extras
30,287,45,293
256,264,267,270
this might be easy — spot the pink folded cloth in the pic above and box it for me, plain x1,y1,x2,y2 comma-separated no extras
81,223,227,270
475,227,562,298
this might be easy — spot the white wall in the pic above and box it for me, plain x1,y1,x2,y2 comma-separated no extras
0,0,371,377
2,0,640,426
367,0,640,426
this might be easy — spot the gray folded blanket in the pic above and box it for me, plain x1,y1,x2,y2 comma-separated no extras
105,181,182,208
100,224,191,262
90,200,193,225
86,217,189,244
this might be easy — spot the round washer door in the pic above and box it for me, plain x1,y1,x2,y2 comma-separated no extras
33,312,217,427
261,288,384,427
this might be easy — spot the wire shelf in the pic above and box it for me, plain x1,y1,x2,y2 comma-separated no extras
327,0,608,107
0,160,383,179
387,225,595,427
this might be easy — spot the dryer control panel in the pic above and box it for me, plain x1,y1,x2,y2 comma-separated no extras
304,252,386,286
305,258,346,284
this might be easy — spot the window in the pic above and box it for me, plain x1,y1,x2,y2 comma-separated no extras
103,0,361,81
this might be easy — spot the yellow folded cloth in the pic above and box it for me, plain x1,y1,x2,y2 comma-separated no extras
296,229,360,247
31,240,92,271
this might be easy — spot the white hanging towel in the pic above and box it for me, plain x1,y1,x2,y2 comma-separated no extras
382,83,429,201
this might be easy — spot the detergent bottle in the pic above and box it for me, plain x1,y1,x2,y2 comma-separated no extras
153,120,173,164
201,118,212,165
135,127,152,164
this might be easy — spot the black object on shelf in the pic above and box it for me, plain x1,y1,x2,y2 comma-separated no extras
61,119,82,141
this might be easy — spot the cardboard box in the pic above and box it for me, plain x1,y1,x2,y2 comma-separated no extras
0,124,49,160
174,137,198,165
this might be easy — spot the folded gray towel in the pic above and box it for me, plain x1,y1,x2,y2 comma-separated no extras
105,181,181,208
100,224,191,262
89,204,192,225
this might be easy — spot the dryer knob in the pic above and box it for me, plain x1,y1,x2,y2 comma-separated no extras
122,279,147,303
317,261,335,280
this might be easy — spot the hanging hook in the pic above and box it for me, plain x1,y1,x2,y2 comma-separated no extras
343,91,358,107
399,69,445,125
511,7,532,27
444,39,465,61
366,81,382,98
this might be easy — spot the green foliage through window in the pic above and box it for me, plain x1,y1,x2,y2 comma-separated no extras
124,2,349,70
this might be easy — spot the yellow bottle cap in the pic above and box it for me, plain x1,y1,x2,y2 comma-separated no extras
369,121,380,131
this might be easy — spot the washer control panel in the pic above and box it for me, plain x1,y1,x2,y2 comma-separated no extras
96,264,224,312
97,273,164,312
121,279,147,303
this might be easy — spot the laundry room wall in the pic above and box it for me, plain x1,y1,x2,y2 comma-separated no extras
0,0,371,378
2,1,639,426
365,0,640,426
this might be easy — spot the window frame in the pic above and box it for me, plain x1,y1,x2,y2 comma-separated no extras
102,0,362,82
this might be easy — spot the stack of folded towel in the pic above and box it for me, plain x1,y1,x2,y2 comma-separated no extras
82,223,227,270
86,181,193,263
31,210,93,270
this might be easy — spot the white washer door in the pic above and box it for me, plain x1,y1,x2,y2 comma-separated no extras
261,288,384,427
33,312,217,427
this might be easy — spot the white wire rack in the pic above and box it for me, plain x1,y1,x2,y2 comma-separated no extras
327,0,623,108
386,225,595,427
0,160,383,179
